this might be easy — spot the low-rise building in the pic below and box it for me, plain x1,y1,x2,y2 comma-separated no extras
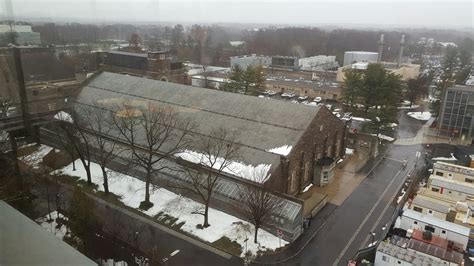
336,62,420,82
230,54,271,69
64,71,349,240
265,78,341,101
375,234,464,266
398,209,471,250
0,24,41,46
95,50,186,84
298,55,339,71
271,55,299,70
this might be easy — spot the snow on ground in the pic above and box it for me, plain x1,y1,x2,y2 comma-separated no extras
55,160,287,256
54,111,73,123
398,104,420,110
266,145,292,156
371,134,395,142
36,211,70,239
175,150,271,183
19,144,54,169
432,153,456,161
345,148,354,155
407,111,431,121
302,183,313,193
352,117,371,122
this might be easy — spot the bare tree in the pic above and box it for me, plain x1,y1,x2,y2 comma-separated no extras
0,98,13,118
113,103,194,209
174,127,240,228
56,109,93,186
82,104,121,194
238,170,283,244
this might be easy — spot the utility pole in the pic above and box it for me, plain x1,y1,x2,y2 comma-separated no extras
12,47,31,132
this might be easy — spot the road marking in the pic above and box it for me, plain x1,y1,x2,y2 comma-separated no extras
332,163,405,266
170,250,180,257
359,163,416,249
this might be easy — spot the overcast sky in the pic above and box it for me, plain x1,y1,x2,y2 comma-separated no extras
4,0,473,28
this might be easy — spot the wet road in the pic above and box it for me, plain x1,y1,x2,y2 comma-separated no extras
286,144,424,265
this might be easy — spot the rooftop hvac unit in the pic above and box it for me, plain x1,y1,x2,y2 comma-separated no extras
422,230,432,241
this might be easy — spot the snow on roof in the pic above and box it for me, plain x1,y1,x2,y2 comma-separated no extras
407,111,431,121
266,145,292,156
432,153,456,161
351,62,369,70
402,209,470,236
175,149,271,183
53,111,73,123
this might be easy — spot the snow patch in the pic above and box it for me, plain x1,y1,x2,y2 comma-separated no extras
20,144,53,169
371,134,395,142
407,111,431,121
345,148,354,155
352,117,371,122
266,145,292,156
302,183,313,193
175,150,271,183
54,111,73,123
432,153,456,161
55,160,287,256
36,211,70,239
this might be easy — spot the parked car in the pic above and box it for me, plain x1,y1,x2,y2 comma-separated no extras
297,95,308,101
313,97,322,102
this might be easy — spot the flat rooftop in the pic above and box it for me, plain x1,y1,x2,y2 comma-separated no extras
0,201,96,265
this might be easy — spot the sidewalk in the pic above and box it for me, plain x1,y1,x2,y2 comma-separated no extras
253,203,338,264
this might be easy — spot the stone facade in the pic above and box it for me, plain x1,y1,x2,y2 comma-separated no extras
266,107,347,195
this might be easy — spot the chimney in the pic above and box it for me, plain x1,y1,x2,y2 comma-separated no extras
398,34,405,67
377,34,384,63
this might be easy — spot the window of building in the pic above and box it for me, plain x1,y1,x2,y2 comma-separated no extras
435,171,444,177
382,255,389,262
465,178,473,183
424,225,435,233
414,221,418,225
428,210,433,214
397,261,401,264
431,187,440,193
441,230,446,234
413,206,423,213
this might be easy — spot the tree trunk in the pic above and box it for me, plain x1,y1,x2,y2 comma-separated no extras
85,166,92,186
72,156,76,171
145,173,151,204
203,204,210,228
254,225,259,244
102,166,109,194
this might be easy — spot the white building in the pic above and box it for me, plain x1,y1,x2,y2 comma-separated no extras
0,24,41,45
398,209,471,250
298,55,339,71
230,54,271,69
343,51,378,66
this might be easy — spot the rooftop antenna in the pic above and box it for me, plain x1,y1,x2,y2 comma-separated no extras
377,34,384,63
398,34,406,67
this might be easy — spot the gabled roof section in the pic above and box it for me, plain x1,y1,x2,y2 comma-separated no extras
76,72,321,170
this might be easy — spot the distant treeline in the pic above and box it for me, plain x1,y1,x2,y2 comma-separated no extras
26,22,474,66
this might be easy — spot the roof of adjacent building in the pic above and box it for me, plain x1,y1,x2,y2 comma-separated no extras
76,71,322,173
265,78,341,93
0,201,96,265
377,238,446,265
107,50,148,58
430,176,474,195
379,235,463,265
412,194,451,214
402,209,471,236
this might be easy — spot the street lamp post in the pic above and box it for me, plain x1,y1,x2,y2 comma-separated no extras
369,232,375,246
